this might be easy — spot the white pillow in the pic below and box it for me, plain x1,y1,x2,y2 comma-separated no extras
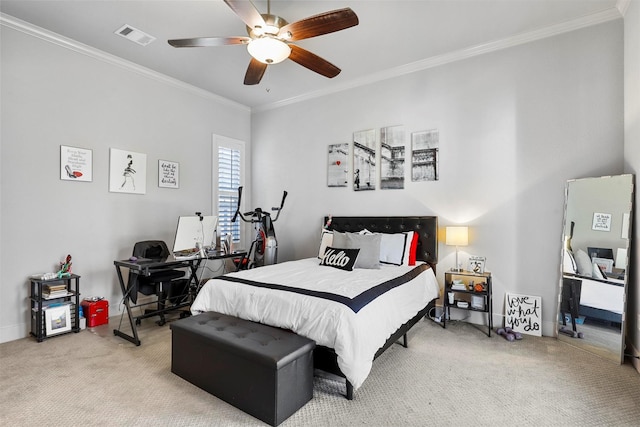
317,230,333,259
379,233,407,266
563,248,577,274
360,229,415,266
575,249,593,277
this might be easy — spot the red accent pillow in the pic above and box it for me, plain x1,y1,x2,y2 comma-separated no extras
408,231,419,266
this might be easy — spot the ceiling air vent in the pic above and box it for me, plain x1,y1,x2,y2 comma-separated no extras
114,24,156,46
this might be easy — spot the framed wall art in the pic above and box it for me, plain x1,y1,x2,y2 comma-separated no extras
353,129,376,191
109,148,147,194
380,125,405,190
158,160,179,189
592,212,612,231
60,145,92,182
411,129,439,181
327,143,348,187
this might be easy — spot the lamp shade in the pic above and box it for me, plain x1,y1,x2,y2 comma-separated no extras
445,226,468,246
247,37,291,64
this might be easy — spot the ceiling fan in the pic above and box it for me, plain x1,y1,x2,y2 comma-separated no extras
168,0,359,85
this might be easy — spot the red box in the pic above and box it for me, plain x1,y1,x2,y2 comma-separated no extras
81,299,109,327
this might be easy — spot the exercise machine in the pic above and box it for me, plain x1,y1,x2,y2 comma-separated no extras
231,186,287,269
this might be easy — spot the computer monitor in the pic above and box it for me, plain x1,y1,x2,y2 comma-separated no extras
587,247,614,261
172,215,217,253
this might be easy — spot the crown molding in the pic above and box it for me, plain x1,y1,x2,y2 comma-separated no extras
0,13,250,113
1,6,624,115
617,0,632,16
255,6,623,113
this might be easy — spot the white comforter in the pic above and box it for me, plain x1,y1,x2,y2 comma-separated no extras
580,277,624,314
191,258,439,390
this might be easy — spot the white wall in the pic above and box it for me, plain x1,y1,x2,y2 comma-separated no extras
251,21,624,336
1,16,629,344
624,0,640,369
0,25,251,342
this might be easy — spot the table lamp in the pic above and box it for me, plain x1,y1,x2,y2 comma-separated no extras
446,226,468,272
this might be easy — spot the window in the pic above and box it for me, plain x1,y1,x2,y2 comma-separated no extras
213,136,245,243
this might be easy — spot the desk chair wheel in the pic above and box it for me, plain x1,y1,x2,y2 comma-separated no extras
135,319,141,326
156,315,166,326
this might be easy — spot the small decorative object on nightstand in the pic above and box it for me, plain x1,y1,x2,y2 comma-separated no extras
468,256,486,274
442,270,492,336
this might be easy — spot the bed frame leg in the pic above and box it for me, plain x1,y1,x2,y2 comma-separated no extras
346,380,354,400
402,333,408,348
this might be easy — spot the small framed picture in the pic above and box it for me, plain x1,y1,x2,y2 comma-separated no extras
592,212,612,231
60,145,93,182
45,305,71,336
109,148,147,194
158,160,179,188
592,257,614,273
468,256,486,274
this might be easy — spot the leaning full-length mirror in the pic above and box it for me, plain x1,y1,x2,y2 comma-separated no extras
558,174,634,363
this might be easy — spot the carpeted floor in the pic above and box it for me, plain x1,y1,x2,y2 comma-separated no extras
1,315,639,426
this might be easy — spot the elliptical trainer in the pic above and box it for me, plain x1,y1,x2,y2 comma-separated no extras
231,186,288,269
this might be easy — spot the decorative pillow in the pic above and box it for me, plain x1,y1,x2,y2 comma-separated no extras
563,248,577,274
319,246,359,271
318,230,333,259
379,233,408,266
575,249,592,277
360,229,415,266
408,231,419,266
333,231,381,269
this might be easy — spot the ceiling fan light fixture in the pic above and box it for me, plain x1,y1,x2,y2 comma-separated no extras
247,37,291,64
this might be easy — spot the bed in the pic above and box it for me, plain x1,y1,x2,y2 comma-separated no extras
191,216,439,399
577,276,624,324
561,274,624,328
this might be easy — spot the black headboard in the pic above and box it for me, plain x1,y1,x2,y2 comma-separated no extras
324,216,438,270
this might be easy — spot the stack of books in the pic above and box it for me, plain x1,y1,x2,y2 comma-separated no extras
451,280,467,291
43,283,68,299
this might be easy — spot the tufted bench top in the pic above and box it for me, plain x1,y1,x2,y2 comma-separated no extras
170,311,315,369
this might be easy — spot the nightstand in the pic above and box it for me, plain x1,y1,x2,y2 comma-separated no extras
443,270,492,336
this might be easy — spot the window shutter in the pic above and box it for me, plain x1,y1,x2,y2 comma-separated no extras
217,146,241,242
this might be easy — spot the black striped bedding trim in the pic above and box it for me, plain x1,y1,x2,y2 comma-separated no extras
217,264,430,313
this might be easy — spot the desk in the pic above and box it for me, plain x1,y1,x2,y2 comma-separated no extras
113,250,246,345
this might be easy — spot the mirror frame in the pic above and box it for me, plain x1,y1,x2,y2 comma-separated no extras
557,174,634,363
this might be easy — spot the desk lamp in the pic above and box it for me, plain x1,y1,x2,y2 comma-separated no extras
446,226,468,272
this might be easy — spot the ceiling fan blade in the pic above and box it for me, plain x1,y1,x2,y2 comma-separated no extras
278,8,358,41
288,45,341,78
168,36,250,48
244,57,268,85
224,0,266,30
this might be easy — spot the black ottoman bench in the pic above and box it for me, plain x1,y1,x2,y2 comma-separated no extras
170,312,315,426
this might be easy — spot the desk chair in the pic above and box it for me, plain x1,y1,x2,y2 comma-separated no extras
128,240,186,326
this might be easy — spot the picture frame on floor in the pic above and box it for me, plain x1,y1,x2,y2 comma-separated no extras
45,304,71,336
